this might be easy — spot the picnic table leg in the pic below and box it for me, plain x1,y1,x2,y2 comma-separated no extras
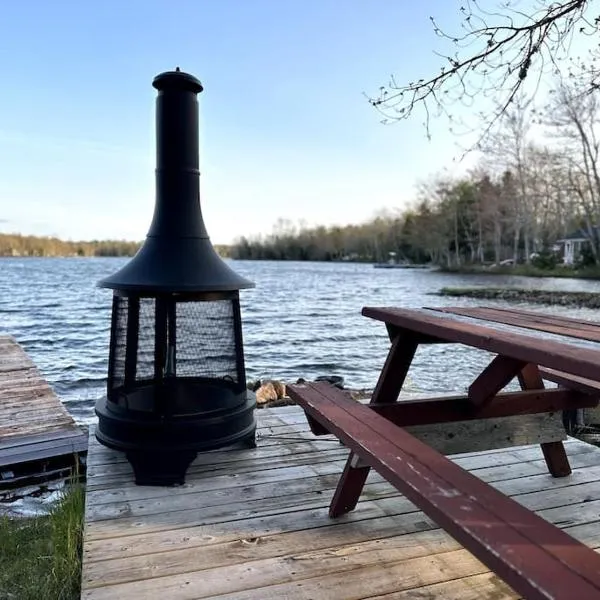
329,455,371,517
329,331,419,518
519,363,572,477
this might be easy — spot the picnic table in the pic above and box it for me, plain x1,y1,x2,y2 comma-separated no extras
288,306,600,600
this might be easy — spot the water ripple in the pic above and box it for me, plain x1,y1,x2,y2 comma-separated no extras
2,257,600,423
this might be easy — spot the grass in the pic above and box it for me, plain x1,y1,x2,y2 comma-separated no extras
0,483,85,600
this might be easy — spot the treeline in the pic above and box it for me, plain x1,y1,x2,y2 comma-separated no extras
0,233,233,258
231,218,428,263
0,234,141,257
0,234,140,256
231,81,600,267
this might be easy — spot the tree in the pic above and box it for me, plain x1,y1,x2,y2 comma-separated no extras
370,1,598,137
546,81,600,259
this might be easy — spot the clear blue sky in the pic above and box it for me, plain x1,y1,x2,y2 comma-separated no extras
0,1,473,244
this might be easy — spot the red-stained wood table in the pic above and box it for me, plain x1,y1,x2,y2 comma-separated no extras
288,305,600,600
361,305,600,478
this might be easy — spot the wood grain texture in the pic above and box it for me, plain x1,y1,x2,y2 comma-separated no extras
368,389,597,425
82,404,600,600
436,306,600,343
0,335,86,469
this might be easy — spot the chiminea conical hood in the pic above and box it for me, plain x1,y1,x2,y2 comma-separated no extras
98,69,253,293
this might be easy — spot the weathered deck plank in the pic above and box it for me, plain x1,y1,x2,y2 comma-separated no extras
82,406,600,599
0,335,86,472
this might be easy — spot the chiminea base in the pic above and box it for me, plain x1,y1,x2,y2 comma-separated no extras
127,450,198,486
94,391,257,486
123,429,256,485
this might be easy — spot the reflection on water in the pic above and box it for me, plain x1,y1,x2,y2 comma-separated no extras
2,257,600,424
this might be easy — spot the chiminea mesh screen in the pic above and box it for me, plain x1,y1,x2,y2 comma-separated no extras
136,298,156,380
175,301,237,380
109,296,128,390
108,295,239,397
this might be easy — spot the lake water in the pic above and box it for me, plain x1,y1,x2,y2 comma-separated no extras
2,257,600,425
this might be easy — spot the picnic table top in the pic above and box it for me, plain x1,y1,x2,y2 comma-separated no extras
362,305,600,384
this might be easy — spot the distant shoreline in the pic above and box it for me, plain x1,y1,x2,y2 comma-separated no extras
437,287,600,308
0,254,134,258
0,233,231,259
438,264,600,280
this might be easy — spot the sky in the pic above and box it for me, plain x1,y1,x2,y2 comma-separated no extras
0,1,489,244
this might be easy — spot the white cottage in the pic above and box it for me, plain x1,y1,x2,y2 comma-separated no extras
555,228,597,264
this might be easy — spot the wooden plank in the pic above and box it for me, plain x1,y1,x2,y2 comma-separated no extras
453,306,600,335
0,362,33,373
82,481,600,599
404,412,565,455
0,417,78,438
373,517,600,599
435,306,600,343
367,572,516,600
84,415,587,486
85,410,567,494
368,389,597,425
86,438,343,478
90,392,577,474
84,528,469,596
85,452,346,498
294,382,600,599
0,337,85,472
468,355,527,406
520,362,572,477
0,435,87,467
539,366,600,393
81,491,600,595
82,547,492,600
0,428,85,452
83,442,599,533
362,306,600,383
492,306,600,326
81,450,600,586
82,491,600,589
83,441,597,550
86,466,599,556
83,446,600,547
370,331,419,404
84,406,587,472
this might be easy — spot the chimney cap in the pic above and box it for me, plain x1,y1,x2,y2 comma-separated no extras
152,69,203,94
97,69,253,293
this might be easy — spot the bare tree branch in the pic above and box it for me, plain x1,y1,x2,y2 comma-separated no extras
369,1,597,139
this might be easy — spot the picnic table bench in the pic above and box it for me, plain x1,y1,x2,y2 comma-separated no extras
288,306,600,600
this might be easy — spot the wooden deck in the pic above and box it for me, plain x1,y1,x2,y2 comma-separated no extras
0,335,86,485
82,405,600,599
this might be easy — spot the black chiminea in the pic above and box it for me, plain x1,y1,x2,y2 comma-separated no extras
95,69,256,486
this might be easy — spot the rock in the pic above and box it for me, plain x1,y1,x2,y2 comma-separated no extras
315,375,345,389
255,380,286,405
271,380,286,399
256,382,277,405
348,389,372,401
437,287,600,308
247,380,262,392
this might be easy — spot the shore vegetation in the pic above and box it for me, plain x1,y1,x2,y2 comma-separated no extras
0,483,85,600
